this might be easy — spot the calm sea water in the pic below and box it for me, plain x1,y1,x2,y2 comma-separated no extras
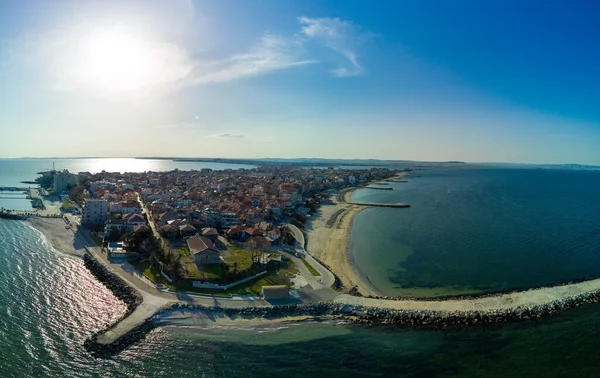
2,219,600,377
350,168,600,297
0,158,256,211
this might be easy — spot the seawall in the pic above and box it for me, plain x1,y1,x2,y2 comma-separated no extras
82,284,600,357
82,254,144,355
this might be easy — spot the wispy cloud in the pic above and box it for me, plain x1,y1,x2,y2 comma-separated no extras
298,17,374,77
214,133,246,139
190,34,316,85
7,13,372,99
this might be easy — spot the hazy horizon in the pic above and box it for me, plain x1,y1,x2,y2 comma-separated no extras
1,0,599,165
2,155,599,168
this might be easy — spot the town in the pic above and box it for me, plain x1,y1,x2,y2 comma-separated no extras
30,165,400,299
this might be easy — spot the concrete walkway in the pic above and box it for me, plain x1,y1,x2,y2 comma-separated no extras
334,278,600,312
73,226,271,344
284,223,336,289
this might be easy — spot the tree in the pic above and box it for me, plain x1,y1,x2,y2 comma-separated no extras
108,227,122,242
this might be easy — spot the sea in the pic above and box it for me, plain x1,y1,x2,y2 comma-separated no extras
0,158,257,211
2,159,600,377
350,168,600,297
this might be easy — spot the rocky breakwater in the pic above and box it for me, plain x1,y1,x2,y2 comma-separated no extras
82,254,143,356
335,287,600,327
79,286,600,358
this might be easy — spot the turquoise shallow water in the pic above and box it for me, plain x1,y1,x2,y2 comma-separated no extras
1,210,600,375
350,169,600,297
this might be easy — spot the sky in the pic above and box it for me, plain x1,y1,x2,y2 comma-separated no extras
0,0,599,164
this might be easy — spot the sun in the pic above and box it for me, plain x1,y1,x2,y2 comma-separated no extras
76,28,159,94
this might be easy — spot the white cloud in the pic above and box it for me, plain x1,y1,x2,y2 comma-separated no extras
298,16,373,77
7,14,372,99
190,34,316,85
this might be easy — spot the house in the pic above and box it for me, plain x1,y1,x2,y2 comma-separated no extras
187,235,221,264
159,224,179,238
225,225,246,240
123,213,146,226
151,200,165,213
105,219,130,236
133,224,151,234
201,227,219,243
245,209,264,226
266,228,281,242
179,224,197,237
256,221,273,233
261,285,289,300
221,212,240,228
121,200,142,214
245,227,263,238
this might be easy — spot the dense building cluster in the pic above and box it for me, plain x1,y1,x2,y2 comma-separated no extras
79,165,397,244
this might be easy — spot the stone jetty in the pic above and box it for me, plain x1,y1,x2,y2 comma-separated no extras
84,283,600,357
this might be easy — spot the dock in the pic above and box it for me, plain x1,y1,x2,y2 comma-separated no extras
365,186,393,190
0,187,31,192
347,202,410,208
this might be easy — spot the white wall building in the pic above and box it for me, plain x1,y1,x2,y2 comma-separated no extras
53,170,78,194
83,199,108,225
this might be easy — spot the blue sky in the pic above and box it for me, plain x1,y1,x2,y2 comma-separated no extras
0,0,598,164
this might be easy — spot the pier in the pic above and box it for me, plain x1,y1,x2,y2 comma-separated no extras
346,202,410,208
365,186,393,190
0,187,30,192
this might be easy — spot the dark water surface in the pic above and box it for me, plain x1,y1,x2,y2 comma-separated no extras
350,169,600,297
2,167,600,376
1,218,600,377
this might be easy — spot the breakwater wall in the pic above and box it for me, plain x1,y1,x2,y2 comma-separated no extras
0,212,27,220
82,254,143,355
84,285,600,357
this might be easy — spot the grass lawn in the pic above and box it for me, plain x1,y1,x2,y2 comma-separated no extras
300,257,321,276
130,260,171,286
223,246,254,271
130,259,276,296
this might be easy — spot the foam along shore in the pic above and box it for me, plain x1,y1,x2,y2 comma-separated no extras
26,217,87,257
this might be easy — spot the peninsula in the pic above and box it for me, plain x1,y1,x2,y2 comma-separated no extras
5,163,600,356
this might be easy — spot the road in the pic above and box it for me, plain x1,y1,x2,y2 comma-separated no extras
73,224,271,344
284,223,336,290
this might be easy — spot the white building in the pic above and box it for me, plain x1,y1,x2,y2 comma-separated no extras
121,201,142,214
83,199,108,225
221,212,240,228
109,201,123,214
53,170,78,194
90,181,117,191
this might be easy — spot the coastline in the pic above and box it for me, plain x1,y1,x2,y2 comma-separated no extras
26,217,86,257
305,192,383,297
16,211,600,358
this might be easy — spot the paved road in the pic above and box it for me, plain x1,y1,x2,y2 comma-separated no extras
73,224,271,344
285,223,336,289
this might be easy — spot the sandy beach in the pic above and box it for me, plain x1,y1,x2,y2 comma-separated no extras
26,217,87,257
305,195,382,297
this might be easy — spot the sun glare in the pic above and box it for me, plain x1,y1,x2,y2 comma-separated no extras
77,28,159,94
